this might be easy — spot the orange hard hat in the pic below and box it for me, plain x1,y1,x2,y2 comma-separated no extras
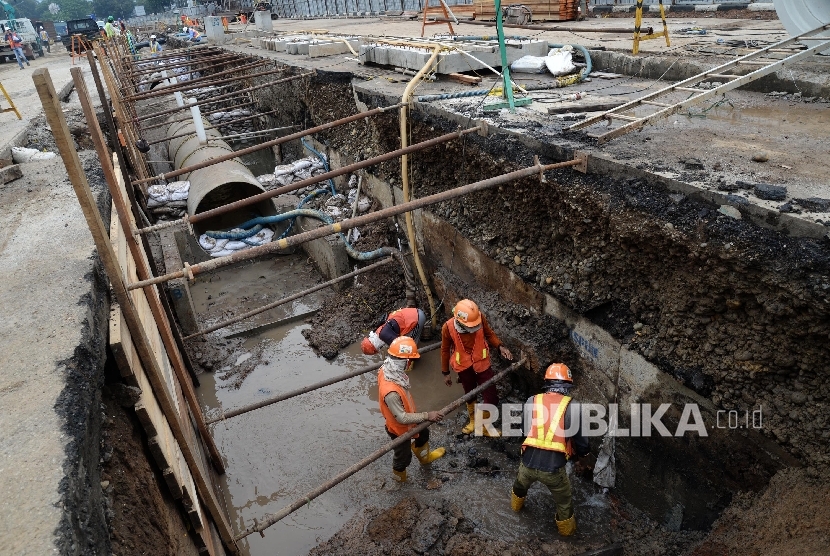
453,299,482,328
361,337,377,355
544,363,572,382
388,337,420,359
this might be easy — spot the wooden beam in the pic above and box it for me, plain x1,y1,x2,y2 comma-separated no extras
31,67,238,555
448,72,482,85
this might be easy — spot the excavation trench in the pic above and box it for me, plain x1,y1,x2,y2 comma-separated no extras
138,54,829,554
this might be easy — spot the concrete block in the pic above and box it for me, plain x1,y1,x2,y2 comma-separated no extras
747,2,775,10
204,16,225,44
294,216,350,287
695,4,719,11
255,10,273,32
0,163,22,184
308,41,349,58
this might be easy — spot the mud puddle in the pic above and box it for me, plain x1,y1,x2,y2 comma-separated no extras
195,261,610,555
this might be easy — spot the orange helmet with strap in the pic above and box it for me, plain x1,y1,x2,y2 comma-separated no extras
388,337,420,359
544,363,572,382
453,299,482,328
361,337,377,355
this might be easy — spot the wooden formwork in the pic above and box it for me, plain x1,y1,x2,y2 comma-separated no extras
473,0,578,21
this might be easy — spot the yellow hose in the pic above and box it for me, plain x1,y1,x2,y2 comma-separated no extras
400,44,441,329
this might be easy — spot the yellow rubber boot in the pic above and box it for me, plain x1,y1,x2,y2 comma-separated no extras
411,442,446,465
461,402,476,434
481,410,501,437
510,490,525,512
556,514,576,536
393,469,407,482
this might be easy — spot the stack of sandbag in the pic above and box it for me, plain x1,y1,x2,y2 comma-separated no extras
256,156,328,192
146,181,190,220
510,45,577,77
198,227,275,257
11,146,56,162
208,108,255,135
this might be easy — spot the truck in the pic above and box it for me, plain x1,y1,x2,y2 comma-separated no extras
0,18,45,61
61,18,102,52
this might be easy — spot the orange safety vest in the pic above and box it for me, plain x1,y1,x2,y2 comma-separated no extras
375,308,420,338
521,393,575,458
378,368,419,437
8,33,22,48
446,317,490,373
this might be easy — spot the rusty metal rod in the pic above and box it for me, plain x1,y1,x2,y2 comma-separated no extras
431,17,648,34
234,356,527,540
128,53,251,78
140,100,259,131
121,43,220,61
207,341,442,425
127,59,273,99
128,158,580,289
134,72,314,123
187,258,395,340
128,62,283,101
132,101,405,186
145,108,286,146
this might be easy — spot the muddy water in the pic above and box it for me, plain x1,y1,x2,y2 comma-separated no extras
196,262,609,556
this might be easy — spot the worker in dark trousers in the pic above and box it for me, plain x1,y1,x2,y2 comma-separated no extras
378,337,446,482
361,307,426,355
511,363,591,536
440,299,512,436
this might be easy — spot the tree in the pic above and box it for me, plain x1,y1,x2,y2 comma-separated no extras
143,0,168,15
55,0,95,20
92,0,135,19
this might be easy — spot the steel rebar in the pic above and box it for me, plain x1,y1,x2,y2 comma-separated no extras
207,342,442,425
235,356,527,540
132,101,406,186
186,258,396,340
430,17,649,34
128,53,252,78
128,158,581,290
135,72,315,123
144,108,284,146
141,100,259,131
128,62,284,101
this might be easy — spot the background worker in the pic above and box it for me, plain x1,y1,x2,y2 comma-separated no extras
378,337,446,482
511,363,591,537
149,34,161,55
5,29,29,70
362,307,426,356
38,26,50,53
103,16,117,38
441,299,512,436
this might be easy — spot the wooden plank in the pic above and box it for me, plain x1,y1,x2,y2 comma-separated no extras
546,97,627,115
448,72,482,85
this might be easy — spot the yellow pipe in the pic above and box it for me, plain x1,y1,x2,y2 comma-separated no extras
400,43,441,329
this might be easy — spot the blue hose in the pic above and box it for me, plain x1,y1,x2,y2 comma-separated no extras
205,224,264,239
300,137,337,196
277,188,330,240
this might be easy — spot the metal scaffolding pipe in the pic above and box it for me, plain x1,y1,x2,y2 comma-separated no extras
127,60,278,100
127,158,581,290
134,125,478,236
207,341,443,425
186,258,395,340
132,102,406,186
128,63,283,101
135,72,315,123
234,356,527,540
430,17,649,34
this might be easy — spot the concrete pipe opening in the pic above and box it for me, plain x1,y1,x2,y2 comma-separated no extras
167,118,277,234
773,0,830,53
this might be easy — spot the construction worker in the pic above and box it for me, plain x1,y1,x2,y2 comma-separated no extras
378,337,446,482
104,16,117,38
183,26,202,42
5,29,29,70
361,307,426,356
38,26,50,53
441,299,512,436
149,34,161,55
511,363,591,537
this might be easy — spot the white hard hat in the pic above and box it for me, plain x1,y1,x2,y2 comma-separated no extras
150,34,156,39
182,26,188,31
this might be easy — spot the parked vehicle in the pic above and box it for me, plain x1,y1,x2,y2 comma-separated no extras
0,17,44,60
61,17,101,51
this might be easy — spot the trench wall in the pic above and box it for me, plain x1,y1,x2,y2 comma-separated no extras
252,69,829,529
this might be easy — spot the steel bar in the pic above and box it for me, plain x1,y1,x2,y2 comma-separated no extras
132,101,406,186
206,125,298,141
128,53,252,78
207,341,442,424
144,108,283,145
128,62,284,101
135,72,314,123
135,124,479,237
141,100,259,131
128,158,580,289
121,43,220,61
235,356,527,540
430,17,649,34
187,258,395,340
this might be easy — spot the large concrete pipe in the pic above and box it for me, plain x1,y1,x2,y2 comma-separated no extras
167,118,276,232
773,0,830,53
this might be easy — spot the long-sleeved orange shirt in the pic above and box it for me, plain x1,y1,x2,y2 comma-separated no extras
441,313,502,373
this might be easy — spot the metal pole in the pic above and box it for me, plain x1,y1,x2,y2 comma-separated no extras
132,102,406,186
207,341,442,424
135,72,315,123
135,125,480,234
186,258,396,340
494,0,516,111
128,158,582,290
235,357,527,540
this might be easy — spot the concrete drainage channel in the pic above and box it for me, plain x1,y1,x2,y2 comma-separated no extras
33,35,830,555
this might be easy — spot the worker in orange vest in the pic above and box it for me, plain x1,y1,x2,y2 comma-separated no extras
361,307,426,355
440,299,512,436
511,363,591,536
378,337,446,482
5,29,30,70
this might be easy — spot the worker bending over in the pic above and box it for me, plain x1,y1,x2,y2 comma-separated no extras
441,299,512,436
511,363,590,536
362,307,426,355
378,337,445,482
